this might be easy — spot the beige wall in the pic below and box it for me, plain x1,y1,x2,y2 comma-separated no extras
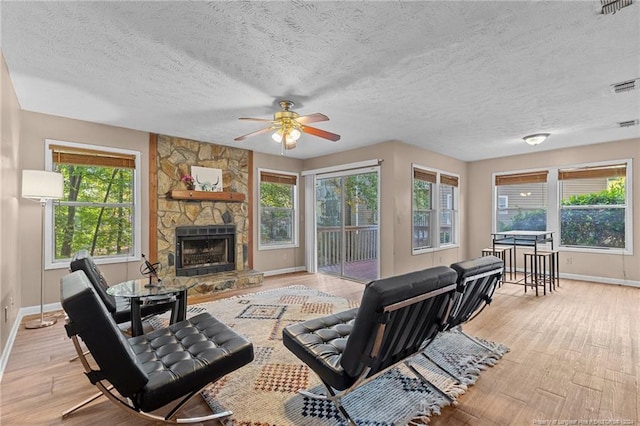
468,138,640,283
19,112,150,307
1,53,22,352
8,108,638,317
252,152,306,273
302,140,468,278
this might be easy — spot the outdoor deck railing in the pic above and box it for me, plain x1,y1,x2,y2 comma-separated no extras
317,225,378,266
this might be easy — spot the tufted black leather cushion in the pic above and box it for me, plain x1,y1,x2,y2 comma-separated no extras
70,250,117,312
61,270,254,413
283,308,358,390
448,255,503,329
283,266,458,391
129,312,254,412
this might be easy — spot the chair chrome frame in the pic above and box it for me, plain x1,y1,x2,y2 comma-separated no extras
63,332,232,423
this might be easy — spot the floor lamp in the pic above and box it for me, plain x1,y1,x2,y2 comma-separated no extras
22,169,64,329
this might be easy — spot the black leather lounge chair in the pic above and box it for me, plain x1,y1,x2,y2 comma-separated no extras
69,250,174,325
60,270,254,423
448,255,503,331
282,266,459,425
421,255,504,386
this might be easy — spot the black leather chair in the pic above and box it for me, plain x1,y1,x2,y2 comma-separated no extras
447,255,503,331
420,256,504,386
60,269,254,423
282,266,458,425
69,250,174,325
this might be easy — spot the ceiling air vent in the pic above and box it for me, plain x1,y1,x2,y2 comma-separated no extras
601,0,633,14
618,119,639,128
611,79,637,94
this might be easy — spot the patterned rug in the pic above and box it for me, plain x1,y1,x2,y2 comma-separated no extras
151,285,509,425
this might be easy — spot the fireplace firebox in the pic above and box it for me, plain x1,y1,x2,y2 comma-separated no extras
175,225,235,276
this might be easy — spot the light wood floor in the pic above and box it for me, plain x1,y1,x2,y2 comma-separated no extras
1,273,638,425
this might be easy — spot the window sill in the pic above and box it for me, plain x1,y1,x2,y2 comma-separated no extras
47,254,141,270
559,246,633,256
258,243,298,251
412,244,459,255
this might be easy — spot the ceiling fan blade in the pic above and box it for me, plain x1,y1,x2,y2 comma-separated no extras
238,117,275,123
234,126,274,141
301,125,341,142
296,113,329,125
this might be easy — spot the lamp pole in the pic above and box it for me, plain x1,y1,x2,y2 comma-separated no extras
22,169,64,329
25,198,57,329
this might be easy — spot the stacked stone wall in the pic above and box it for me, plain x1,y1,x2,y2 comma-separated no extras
156,135,250,279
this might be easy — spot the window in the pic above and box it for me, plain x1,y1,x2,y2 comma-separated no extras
495,171,548,232
493,160,632,254
559,163,628,250
259,169,298,249
45,140,141,268
439,173,458,245
412,166,459,253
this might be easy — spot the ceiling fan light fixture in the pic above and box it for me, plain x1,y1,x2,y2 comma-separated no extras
523,133,550,146
235,99,340,149
288,128,301,141
272,129,284,143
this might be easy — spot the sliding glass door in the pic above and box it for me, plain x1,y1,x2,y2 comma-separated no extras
316,168,379,282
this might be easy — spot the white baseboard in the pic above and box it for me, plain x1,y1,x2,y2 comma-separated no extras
0,311,23,383
0,302,63,382
559,273,640,288
511,267,640,288
262,266,307,277
19,302,63,316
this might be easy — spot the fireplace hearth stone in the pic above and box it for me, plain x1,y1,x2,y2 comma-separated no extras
180,269,264,297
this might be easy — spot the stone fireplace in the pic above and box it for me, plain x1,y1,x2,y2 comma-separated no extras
154,135,262,293
175,225,236,276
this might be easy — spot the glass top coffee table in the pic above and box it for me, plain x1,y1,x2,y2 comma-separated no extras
107,277,198,336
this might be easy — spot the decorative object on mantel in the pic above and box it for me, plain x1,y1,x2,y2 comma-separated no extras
180,174,195,190
192,166,222,192
167,189,246,202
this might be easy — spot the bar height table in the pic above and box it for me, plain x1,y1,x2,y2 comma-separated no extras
491,230,554,285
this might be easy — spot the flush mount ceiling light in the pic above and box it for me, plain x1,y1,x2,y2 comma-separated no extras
523,133,550,146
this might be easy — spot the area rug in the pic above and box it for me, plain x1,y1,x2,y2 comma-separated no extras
151,285,509,425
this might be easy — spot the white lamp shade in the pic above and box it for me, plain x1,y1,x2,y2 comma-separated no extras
22,170,64,200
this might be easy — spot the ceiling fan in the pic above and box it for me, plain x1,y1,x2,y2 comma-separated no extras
234,100,341,151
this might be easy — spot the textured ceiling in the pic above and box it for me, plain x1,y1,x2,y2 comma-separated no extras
2,1,639,161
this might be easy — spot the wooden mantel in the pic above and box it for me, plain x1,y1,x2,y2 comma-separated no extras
167,189,246,202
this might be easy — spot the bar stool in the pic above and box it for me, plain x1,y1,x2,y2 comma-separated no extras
481,246,513,282
523,250,559,295
537,249,559,290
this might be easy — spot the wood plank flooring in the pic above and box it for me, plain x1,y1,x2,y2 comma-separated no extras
1,273,638,425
